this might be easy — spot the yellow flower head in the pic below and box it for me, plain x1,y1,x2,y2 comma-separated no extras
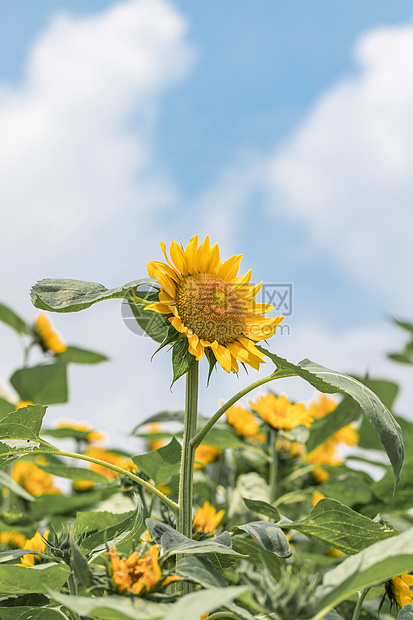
20,530,49,567
312,466,329,483
109,545,167,595
250,393,313,431
389,573,413,608
226,405,261,439
54,418,106,443
312,491,326,507
34,312,67,354
145,236,284,373
194,445,221,470
11,461,61,496
307,424,359,466
193,501,225,535
307,394,338,419
145,423,168,452
0,531,27,549
74,447,134,490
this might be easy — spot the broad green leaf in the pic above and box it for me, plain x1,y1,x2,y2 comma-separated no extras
243,498,280,521
260,348,404,488
146,519,242,560
371,457,413,512
0,563,69,595
0,469,34,501
35,463,109,483
164,586,248,620
131,410,185,433
132,438,181,486
306,396,361,454
0,302,28,334
231,536,282,580
319,467,373,508
0,397,15,419
311,527,413,619
171,338,196,385
79,504,142,556
10,363,68,405
31,486,114,519
399,603,413,619
236,521,291,558
49,591,167,620
203,427,247,450
0,548,51,563
0,403,47,440
57,345,108,364
286,498,397,555
0,609,69,620
30,278,154,313
75,509,134,536
0,593,49,607
175,555,228,588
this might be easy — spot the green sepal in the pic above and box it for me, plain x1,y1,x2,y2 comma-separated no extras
205,347,218,386
128,291,171,344
171,338,196,385
30,278,154,313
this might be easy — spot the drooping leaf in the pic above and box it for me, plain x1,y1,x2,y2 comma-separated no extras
30,278,155,313
260,348,404,488
128,297,170,344
0,564,70,595
57,345,108,364
49,591,168,620
132,438,181,486
79,504,143,556
174,555,228,588
231,536,282,580
171,338,196,385
311,527,413,620
243,498,280,521
10,364,68,405
285,498,397,555
306,396,361,454
164,586,248,620
236,521,291,557
0,548,51,564
0,303,28,334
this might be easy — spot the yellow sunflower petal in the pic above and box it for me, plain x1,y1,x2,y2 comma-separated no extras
185,235,199,272
169,317,187,333
218,254,243,281
207,243,222,274
197,237,211,273
170,241,188,275
214,344,232,372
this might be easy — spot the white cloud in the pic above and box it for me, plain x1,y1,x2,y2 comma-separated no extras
266,21,413,315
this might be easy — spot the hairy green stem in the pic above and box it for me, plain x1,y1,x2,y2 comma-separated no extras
269,429,278,504
352,588,370,620
176,361,199,595
191,369,291,450
24,448,179,514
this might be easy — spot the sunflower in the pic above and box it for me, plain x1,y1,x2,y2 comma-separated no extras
145,236,284,373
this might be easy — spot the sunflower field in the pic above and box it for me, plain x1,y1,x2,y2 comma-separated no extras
0,236,413,620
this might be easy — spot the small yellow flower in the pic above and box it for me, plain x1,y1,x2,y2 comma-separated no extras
20,530,49,567
312,491,325,507
312,466,329,483
327,548,344,558
145,423,167,451
0,531,27,548
193,501,225,535
110,545,171,595
307,394,338,419
250,394,313,431
145,236,284,373
54,418,106,443
11,461,61,496
307,425,359,466
16,401,34,410
34,312,67,354
226,405,261,439
389,573,413,608
194,445,221,470
74,447,135,490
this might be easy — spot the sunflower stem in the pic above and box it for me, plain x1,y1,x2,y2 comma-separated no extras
191,369,291,450
269,428,278,503
352,588,370,620
176,361,199,594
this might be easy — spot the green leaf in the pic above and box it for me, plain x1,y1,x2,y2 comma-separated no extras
31,486,114,520
174,555,228,588
231,536,282,580
286,498,397,555
70,543,94,588
0,470,34,501
57,345,108,364
236,521,291,558
49,591,168,620
0,302,28,334
132,438,181,486
242,498,280,521
371,457,413,512
35,463,109,483
42,427,98,441
164,586,248,620
0,548,51,564
0,563,70,595
171,338,196,385
311,527,413,620
319,467,373,508
0,397,15,419
131,410,185,433
306,396,361,454
79,505,142,556
128,298,170,344
10,364,68,405
260,348,404,488
0,609,69,620
399,603,413,619
30,278,154,313
0,404,47,440
202,426,247,450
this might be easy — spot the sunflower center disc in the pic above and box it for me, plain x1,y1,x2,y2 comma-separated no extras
175,273,246,344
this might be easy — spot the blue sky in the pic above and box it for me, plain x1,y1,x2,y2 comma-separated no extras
1,0,413,443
